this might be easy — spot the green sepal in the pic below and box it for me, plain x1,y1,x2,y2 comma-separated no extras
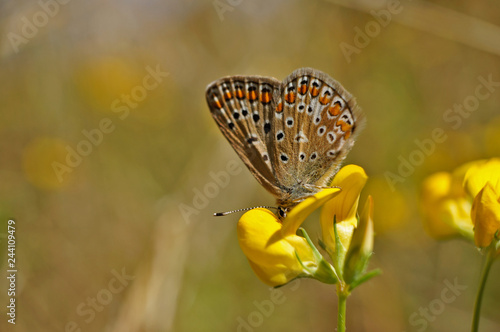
349,268,382,290
318,237,328,252
343,251,369,285
295,250,338,284
295,227,338,284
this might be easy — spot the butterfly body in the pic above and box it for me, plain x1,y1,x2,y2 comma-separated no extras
206,68,365,218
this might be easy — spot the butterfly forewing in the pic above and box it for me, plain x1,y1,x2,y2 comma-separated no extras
206,76,282,197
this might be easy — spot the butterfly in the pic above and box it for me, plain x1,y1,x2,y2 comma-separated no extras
205,68,365,219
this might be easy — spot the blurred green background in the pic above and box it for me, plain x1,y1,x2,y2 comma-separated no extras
0,0,499,331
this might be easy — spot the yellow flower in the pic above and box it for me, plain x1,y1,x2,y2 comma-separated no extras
237,188,340,287
320,165,368,256
464,158,500,247
420,163,475,241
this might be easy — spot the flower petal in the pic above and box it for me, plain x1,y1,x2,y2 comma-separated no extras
237,208,317,286
471,183,500,247
238,208,296,265
246,258,297,286
420,172,457,238
420,172,473,239
281,187,341,236
464,158,500,198
320,165,368,250
322,165,368,223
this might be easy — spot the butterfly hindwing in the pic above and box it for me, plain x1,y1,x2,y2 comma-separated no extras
270,68,365,194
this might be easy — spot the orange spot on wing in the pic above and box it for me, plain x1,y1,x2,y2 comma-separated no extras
236,88,244,99
224,91,233,101
248,90,257,101
212,95,222,109
319,95,331,105
336,120,352,132
260,91,271,104
285,92,296,104
299,84,307,95
311,87,319,97
276,102,283,113
328,104,341,116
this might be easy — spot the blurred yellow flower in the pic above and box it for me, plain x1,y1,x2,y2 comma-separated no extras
464,159,500,247
320,165,368,256
23,137,73,190
363,176,408,234
75,57,142,112
237,188,340,287
420,163,475,241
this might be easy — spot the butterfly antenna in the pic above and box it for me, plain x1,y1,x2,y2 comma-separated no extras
214,206,278,217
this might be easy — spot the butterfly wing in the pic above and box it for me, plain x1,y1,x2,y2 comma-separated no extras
270,68,365,199
206,75,282,198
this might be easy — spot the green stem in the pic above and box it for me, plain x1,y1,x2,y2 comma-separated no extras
471,247,495,332
337,283,348,332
